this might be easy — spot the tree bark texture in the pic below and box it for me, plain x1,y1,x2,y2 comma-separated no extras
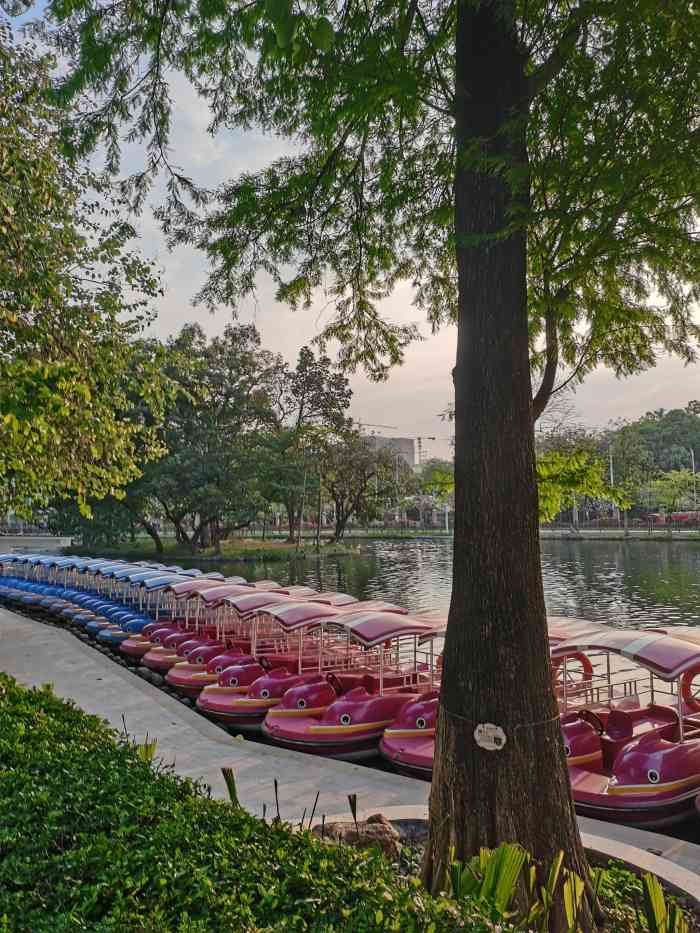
423,0,591,922
138,518,164,555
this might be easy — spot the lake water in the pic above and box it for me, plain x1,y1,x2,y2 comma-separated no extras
195,538,700,627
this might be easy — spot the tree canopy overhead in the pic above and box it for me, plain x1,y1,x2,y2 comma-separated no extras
26,0,700,393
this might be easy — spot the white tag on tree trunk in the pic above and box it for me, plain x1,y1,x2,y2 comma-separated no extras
474,723,507,751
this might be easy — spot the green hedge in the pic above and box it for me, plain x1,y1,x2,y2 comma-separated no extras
0,675,480,932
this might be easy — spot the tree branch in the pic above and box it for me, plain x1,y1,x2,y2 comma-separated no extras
526,0,602,101
532,305,559,421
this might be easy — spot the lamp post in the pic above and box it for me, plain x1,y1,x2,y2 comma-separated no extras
689,447,697,510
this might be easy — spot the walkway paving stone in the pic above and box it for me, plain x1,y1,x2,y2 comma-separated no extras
0,607,429,823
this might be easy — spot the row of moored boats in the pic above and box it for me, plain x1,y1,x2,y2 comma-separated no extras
5,553,700,830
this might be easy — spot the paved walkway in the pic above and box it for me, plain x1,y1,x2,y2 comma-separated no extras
0,607,428,823
3,606,700,895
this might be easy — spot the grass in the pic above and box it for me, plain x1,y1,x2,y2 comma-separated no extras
0,674,692,932
67,537,359,563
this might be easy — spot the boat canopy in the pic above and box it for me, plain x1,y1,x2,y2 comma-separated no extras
89,562,130,575
167,578,228,597
142,573,190,591
308,592,357,606
334,611,437,648
198,583,256,605
550,627,700,681
223,591,292,614
261,601,341,631
84,559,123,572
118,568,172,584
48,557,81,568
277,585,318,598
547,617,610,644
333,599,408,615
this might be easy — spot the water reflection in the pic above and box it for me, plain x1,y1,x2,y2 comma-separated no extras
180,538,700,626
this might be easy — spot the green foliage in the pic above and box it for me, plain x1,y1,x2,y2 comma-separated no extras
446,844,691,933
537,449,628,523
0,39,167,515
641,873,690,933
254,346,352,539
0,676,686,932
320,430,410,541
413,441,623,523
614,405,700,476
419,459,454,504
648,470,696,515
0,673,480,931
30,0,700,391
132,322,281,553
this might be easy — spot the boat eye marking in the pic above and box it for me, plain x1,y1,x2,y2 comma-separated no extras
297,698,307,709
564,744,571,757
229,677,238,687
647,769,660,784
260,688,270,699
416,717,427,730
215,666,223,673
340,713,352,726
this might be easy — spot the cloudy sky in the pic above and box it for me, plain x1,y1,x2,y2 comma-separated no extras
119,74,699,464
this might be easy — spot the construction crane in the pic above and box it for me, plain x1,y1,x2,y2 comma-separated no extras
356,422,398,432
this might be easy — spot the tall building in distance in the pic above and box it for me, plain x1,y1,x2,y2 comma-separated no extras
366,435,416,468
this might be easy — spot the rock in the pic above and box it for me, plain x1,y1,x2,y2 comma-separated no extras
312,813,401,859
149,673,164,686
136,667,152,681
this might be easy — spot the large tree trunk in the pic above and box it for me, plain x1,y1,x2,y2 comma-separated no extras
138,518,164,555
285,501,296,543
422,0,591,923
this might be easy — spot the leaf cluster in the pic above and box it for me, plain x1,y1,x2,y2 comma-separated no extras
0,38,167,514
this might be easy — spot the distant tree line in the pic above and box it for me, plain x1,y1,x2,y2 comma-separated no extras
538,401,700,523
48,324,417,551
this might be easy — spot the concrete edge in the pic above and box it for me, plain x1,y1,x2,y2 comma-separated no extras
582,832,700,906
317,805,700,908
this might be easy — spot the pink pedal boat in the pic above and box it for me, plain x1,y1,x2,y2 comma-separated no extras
122,579,254,663
556,625,700,828
380,620,700,827
197,600,413,731
259,609,446,758
378,617,619,780
138,583,308,674
166,591,359,697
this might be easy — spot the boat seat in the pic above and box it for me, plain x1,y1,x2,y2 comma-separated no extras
602,705,679,770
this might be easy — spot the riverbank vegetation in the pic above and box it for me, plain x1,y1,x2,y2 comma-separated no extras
67,537,358,563
0,674,691,932
0,41,168,516
537,402,700,527
47,323,418,553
